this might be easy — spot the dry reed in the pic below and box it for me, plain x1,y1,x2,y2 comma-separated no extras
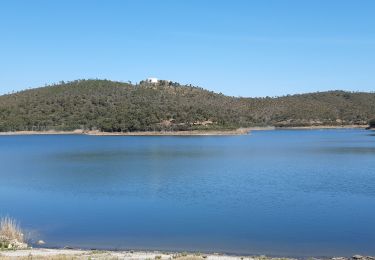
0,217,24,242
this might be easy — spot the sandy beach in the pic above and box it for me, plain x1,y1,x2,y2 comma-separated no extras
1,248,375,260
0,249,278,260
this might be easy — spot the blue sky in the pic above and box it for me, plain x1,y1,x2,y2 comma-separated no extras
0,0,374,97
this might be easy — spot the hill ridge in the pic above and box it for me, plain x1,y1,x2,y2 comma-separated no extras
0,79,374,132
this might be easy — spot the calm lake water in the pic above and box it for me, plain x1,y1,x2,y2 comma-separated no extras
1,129,375,256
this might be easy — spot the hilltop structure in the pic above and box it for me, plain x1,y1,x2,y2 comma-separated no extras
146,78,159,84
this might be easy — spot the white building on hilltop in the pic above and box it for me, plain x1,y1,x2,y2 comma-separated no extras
146,77,159,84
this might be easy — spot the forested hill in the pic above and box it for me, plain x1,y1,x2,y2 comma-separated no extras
0,79,374,132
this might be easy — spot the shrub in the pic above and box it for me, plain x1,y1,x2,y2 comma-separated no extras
369,118,375,128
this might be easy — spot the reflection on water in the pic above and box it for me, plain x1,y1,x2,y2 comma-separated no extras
54,149,222,161
311,146,375,154
0,130,375,256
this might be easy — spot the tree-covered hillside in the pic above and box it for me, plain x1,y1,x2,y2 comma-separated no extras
0,79,374,132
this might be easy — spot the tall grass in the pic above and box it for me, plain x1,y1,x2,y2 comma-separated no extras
0,217,24,242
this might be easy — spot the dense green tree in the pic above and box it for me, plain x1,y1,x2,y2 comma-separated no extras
369,118,375,128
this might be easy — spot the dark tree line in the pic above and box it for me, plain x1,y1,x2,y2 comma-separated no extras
369,118,375,128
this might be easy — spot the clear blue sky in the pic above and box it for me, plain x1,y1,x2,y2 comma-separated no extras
0,0,374,97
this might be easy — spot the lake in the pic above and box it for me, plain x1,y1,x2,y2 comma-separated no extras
0,129,375,257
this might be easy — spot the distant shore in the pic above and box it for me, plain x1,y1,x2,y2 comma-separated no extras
0,248,374,260
0,128,254,136
0,125,369,136
274,125,368,130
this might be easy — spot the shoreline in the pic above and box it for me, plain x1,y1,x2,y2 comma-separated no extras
273,125,368,130
0,128,253,136
0,248,374,260
0,125,369,136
